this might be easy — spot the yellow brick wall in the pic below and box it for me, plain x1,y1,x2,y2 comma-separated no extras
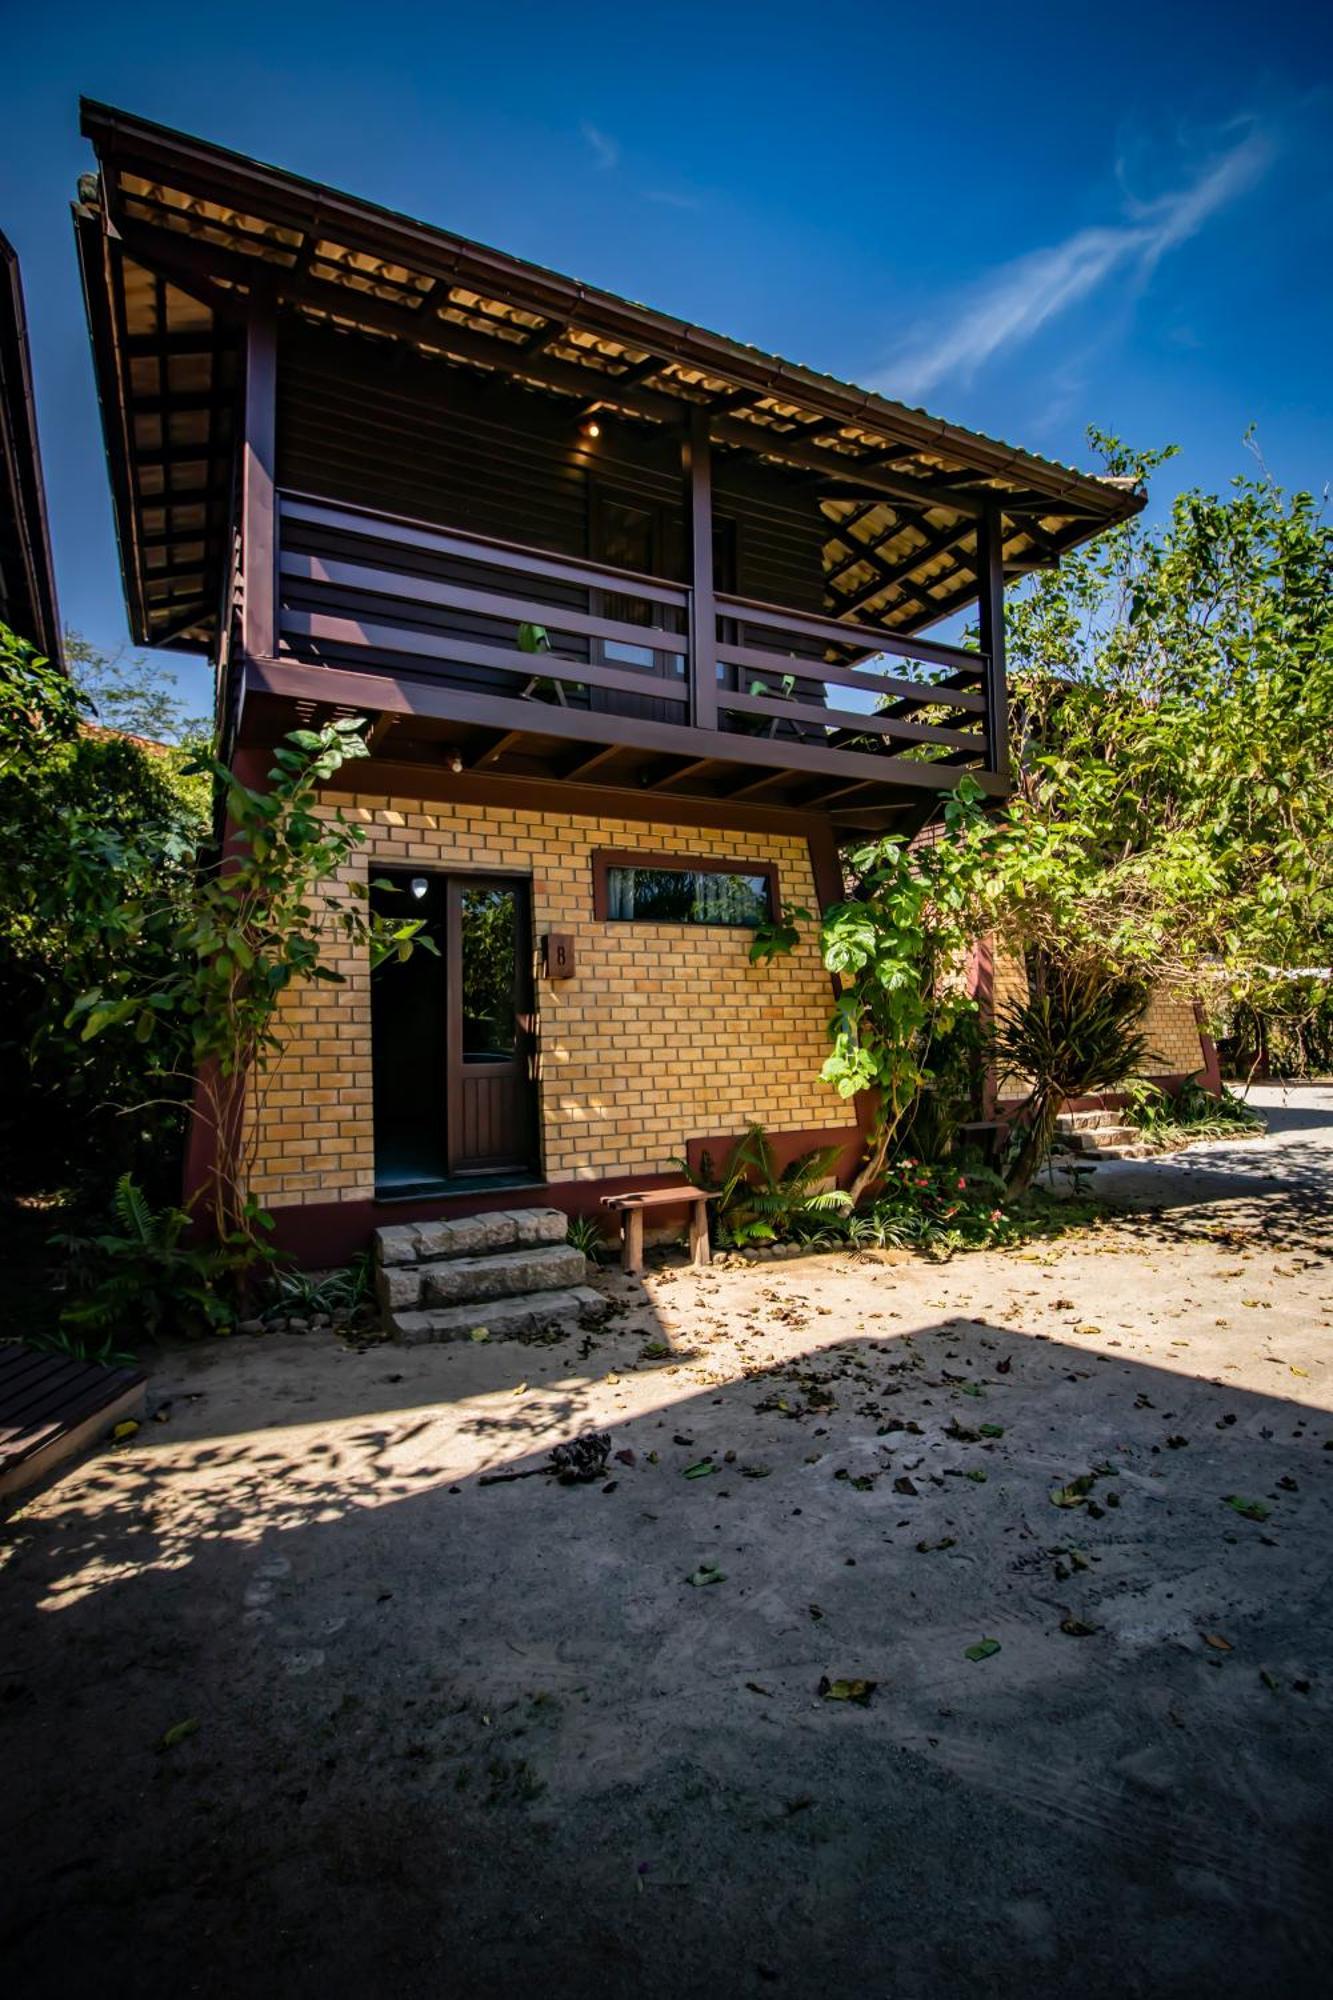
989,947,1207,1095
246,796,853,1207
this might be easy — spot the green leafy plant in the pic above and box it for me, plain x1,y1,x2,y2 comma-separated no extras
71,719,434,1266
820,776,994,1201
671,1122,848,1248
993,960,1153,1193
565,1213,607,1263
26,1325,137,1369
748,901,813,966
260,1252,373,1323
52,1173,235,1342
1125,1071,1264,1145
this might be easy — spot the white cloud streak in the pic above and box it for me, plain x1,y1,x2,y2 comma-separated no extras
580,122,620,172
876,127,1274,404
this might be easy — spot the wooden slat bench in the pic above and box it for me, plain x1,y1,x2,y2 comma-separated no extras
0,1342,147,1500
600,1187,720,1276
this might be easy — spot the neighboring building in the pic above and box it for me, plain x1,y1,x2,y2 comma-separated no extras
74,102,1144,1261
0,231,61,663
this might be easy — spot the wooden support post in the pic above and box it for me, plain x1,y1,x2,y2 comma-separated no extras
976,503,1008,778
240,295,277,662
623,1206,645,1277
688,1197,711,1267
683,406,718,731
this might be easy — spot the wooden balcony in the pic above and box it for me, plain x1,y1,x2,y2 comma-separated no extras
242,491,1008,826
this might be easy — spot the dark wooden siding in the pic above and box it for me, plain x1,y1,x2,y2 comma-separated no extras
276,322,827,611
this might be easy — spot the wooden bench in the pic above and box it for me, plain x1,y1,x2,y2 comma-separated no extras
600,1187,720,1275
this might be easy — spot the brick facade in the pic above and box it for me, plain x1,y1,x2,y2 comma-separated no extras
246,795,853,1209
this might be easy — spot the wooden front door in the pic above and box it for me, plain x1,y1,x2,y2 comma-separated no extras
370,869,536,1191
444,876,537,1176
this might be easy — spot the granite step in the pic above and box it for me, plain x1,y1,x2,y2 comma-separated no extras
375,1206,568,1268
391,1284,611,1346
378,1240,588,1318
1064,1125,1139,1152
1056,1109,1126,1133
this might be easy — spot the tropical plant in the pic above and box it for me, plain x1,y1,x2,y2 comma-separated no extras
993,959,1153,1193
52,1173,235,1343
820,777,994,1202
671,1123,848,1247
565,1214,608,1263
260,1252,374,1322
26,1325,137,1369
1124,1072,1264,1143
748,901,813,967
0,623,206,1200
71,717,434,1262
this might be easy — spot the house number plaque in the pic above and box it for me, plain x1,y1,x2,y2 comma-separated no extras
543,933,576,979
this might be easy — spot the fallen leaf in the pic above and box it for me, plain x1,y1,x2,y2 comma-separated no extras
112,1420,139,1442
1224,1495,1271,1522
818,1677,876,1705
687,1562,726,1587
683,1460,716,1480
614,1448,636,1467
160,1718,200,1750
1202,1632,1233,1652
964,1639,1001,1662
1059,1618,1098,1638
964,1469,988,1484
1260,1669,1280,1692
512,1382,528,1396
979,1423,1004,1439
745,1681,773,1697
468,1327,490,1343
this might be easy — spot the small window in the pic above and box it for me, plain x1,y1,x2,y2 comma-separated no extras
593,850,777,927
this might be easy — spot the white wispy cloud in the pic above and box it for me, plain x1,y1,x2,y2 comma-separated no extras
580,122,620,172
876,126,1274,404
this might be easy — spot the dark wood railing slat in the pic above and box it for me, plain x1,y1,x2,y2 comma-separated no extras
714,587,985,675
713,639,987,712
282,493,689,609
281,551,688,657
718,687,983,753
280,609,689,704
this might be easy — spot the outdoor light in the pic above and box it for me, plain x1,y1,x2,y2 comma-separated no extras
580,416,602,439
409,876,429,901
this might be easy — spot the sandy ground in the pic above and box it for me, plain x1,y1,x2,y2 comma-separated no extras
3,1083,1332,1999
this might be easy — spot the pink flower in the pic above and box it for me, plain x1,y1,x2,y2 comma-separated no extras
956,1176,967,1190
989,1207,1003,1222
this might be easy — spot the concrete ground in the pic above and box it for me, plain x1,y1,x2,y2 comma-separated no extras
3,1083,1331,1999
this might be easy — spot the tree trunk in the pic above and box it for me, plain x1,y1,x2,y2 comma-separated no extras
1005,1091,1062,1196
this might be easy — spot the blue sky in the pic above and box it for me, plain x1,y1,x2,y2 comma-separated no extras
3,0,1330,715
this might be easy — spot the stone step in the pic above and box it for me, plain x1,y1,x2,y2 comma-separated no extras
378,1241,588,1317
375,1206,568,1268
391,1284,611,1346
1064,1125,1139,1152
1055,1109,1125,1132
1088,1142,1157,1160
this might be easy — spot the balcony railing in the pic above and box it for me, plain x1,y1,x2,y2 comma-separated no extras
265,491,1001,792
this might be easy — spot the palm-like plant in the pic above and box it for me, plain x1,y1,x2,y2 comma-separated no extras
995,958,1153,1194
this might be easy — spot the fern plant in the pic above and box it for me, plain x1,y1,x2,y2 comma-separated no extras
670,1123,849,1248
53,1173,234,1343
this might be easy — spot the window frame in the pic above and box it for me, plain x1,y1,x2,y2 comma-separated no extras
590,848,780,928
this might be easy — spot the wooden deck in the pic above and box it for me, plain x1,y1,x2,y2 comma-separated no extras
0,1343,146,1500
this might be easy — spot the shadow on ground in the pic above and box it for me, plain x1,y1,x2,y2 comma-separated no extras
3,1270,1332,1999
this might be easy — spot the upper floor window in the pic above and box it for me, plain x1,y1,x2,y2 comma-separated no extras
592,850,777,927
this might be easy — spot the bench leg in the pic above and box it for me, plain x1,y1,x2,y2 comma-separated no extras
622,1207,644,1277
689,1199,711,1267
